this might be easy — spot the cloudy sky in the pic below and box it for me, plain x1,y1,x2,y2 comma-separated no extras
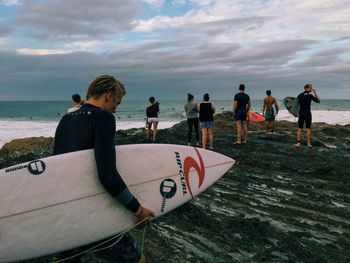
0,0,349,100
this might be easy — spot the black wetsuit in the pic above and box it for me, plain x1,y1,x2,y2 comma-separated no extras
297,92,319,128
53,103,140,212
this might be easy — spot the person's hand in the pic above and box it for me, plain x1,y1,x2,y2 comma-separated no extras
133,206,155,227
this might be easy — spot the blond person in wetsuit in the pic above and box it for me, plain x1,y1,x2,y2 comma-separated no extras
54,75,154,262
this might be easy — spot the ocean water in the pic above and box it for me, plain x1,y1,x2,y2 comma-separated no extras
0,100,349,147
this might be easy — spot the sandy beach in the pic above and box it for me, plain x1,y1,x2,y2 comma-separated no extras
1,112,349,263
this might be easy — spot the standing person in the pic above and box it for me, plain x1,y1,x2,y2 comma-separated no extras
263,90,279,133
184,93,200,146
233,84,251,144
67,93,83,113
199,93,215,149
146,97,160,142
295,84,320,148
53,75,154,263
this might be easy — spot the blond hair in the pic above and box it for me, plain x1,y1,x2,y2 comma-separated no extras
86,75,126,100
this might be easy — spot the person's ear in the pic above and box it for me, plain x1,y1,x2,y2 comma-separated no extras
106,91,113,102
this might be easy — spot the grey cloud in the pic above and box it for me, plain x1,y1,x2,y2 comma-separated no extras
14,0,141,39
217,40,317,66
196,43,240,59
291,48,349,68
333,36,350,42
0,21,13,36
178,16,273,38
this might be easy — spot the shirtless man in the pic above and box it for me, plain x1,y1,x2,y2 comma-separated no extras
263,90,279,133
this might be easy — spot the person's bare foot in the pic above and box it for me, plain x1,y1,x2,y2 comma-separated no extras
295,143,301,148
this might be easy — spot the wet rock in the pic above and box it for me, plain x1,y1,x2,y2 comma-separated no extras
0,137,53,169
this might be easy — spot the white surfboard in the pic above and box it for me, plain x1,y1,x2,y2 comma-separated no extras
0,144,235,262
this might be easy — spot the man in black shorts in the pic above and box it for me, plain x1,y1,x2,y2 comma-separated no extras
295,83,320,148
53,75,154,262
233,84,251,144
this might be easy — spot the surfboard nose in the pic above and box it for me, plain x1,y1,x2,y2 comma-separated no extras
183,147,235,197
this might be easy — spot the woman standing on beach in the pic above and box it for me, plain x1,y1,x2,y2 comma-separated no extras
185,93,200,146
146,97,160,142
199,93,216,149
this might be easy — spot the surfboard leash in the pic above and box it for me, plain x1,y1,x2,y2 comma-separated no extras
53,217,150,263
140,224,148,263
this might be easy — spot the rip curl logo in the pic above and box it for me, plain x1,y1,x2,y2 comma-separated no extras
183,148,205,198
28,160,46,175
160,179,177,199
160,179,177,213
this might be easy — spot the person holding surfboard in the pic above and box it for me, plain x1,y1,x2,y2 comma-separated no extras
263,90,279,133
53,75,154,263
295,83,320,148
233,84,251,144
146,96,160,143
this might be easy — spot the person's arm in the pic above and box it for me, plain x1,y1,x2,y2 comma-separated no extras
274,98,279,114
247,97,251,112
195,102,199,113
211,103,216,114
312,89,320,103
94,112,141,213
233,95,238,113
263,99,267,115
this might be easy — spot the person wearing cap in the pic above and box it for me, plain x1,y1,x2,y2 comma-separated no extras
54,75,154,262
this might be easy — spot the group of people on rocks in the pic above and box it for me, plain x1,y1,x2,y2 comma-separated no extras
145,83,319,149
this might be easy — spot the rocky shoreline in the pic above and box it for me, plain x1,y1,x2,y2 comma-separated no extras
1,112,350,262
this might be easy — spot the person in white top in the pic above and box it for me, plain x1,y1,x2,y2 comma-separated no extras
67,93,84,113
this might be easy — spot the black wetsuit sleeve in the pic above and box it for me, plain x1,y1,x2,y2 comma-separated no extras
311,94,320,103
94,112,140,213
